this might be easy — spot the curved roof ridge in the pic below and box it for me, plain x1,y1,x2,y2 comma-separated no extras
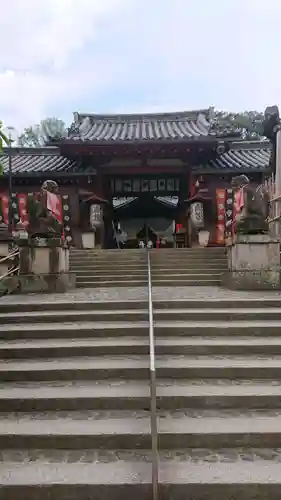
1,146,60,155
229,139,271,150
73,108,212,123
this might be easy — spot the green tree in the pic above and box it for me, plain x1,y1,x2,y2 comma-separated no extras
213,110,264,139
18,117,67,147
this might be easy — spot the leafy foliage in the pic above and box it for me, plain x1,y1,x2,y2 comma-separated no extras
18,117,67,147
212,110,265,140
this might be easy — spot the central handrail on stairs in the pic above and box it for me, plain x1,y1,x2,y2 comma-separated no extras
147,249,159,500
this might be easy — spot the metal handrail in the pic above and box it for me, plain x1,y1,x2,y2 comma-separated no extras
0,265,19,281
0,249,20,288
147,249,158,500
0,249,19,264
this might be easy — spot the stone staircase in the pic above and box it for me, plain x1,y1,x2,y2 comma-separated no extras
0,297,153,499
153,294,281,499
70,247,227,287
1,290,281,498
70,249,148,288
150,247,227,286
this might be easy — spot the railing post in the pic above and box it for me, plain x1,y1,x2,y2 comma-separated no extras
147,249,159,500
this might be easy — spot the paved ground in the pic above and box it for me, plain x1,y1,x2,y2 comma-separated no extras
1,286,281,303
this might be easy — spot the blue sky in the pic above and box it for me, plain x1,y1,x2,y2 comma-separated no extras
1,0,281,132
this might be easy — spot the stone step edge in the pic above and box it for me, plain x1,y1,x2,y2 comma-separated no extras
6,306,281,321
0,460,280,488
1,298,281,313
1,415,281,436
3,319,281,333
5,357,281,371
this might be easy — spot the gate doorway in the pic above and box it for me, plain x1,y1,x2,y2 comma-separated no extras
110,194,178,249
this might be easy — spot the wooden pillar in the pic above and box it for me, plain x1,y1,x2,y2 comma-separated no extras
62,185,81,248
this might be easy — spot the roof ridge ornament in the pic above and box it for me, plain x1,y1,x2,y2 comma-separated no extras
263,105,280,174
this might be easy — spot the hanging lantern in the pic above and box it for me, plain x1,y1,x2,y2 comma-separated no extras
90,204,103,228
190,202,204,228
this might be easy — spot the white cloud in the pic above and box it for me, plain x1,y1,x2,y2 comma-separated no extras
0,0,128,130
1,0,281,133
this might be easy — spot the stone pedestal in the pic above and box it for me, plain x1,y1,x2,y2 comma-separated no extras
222,234,281,290
0,241,10,278
0,230,17,292
5,236,76,294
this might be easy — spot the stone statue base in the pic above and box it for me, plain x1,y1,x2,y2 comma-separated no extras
222,234,280,290
236,215,269,235
2,235,75,294
0,231,17,294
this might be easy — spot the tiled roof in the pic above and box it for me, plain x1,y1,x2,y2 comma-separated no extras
0,147,79,175
68,109,212,142
208,141,271,171
0,141,272,175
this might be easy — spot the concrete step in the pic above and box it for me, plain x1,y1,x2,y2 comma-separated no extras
154,298,281,309
3,355,281,382
75,269,148,277
70,256,227,264
154,307,281,321
71,249,147,254
0,321,149,340
70,263,227,271
0,412,151,449
73,266,223,278
3,411,281,449
4,319,281,341
151,273,222,280
4,297,281,314
70,249,226,257
151,279,221,287
154,355,281,379
5,336,281,359
1,452,281,500
158,458,281,500
157,412,281,448
0,337,150,358
5,379,281,411
76,278,222,287
0,456,151,500
156,380,281,409
4,298,281,314
0,309,148,324
155,320,281,336
70,251,226,258
2,379,281,411
71,248,225,255
0,380,150,411
0,300,148,313
75,274,148,283
0,356,150,381
151,268,225,275
77,280,148,287
76,273,222,284
70,256,147,262
155,336,281,355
